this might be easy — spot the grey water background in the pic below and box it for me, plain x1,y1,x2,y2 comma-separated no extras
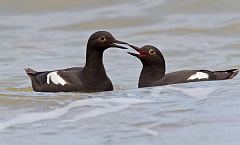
0,0,240,145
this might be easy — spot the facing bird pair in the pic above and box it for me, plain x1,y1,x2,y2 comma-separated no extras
25,31,239,92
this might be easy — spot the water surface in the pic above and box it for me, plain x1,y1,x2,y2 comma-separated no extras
0,0,240,145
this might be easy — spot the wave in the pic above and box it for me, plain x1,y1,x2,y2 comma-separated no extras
0,97,152,131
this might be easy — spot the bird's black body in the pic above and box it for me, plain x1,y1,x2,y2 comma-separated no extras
25,31,128,92
128,45,239,88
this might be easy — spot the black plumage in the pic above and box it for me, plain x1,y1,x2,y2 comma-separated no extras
128,45,239,88
25,31,128,92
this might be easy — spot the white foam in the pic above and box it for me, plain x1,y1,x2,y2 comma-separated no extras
0,98,152,131
187,72,209,80
47,71,67,86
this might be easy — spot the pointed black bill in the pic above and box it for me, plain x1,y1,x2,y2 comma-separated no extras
110,39,129,49
128,44,141,51
127,44,141,58
127,52,140,58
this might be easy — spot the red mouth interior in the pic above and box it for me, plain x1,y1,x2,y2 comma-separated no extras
138,50,149,57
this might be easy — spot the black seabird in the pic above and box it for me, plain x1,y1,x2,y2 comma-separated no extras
128,45,239,88
25,31,128,92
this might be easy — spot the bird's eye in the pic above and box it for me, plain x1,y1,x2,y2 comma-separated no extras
149,49,156,55
99,36,106,41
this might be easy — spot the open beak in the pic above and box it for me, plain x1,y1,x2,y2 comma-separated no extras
127,44,140,58
127,44,145,58
110,39,129,49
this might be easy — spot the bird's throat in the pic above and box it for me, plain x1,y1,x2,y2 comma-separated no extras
84,49,106,75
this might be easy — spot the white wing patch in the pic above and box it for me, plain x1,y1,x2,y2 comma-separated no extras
187,72,209,80
47,71,67,86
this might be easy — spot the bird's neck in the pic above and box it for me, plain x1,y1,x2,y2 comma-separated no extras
139,64,165,87
83,47,106,75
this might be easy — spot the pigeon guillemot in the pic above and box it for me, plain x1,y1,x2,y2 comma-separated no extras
128,45,239,88
25,31,129,92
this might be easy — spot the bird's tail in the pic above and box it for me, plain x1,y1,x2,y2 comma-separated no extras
25,68,43,91
213,69,239,80
25,68,37,76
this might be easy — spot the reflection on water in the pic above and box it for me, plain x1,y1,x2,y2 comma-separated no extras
0,0,240,145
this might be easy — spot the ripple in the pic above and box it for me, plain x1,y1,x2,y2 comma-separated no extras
0,97,152,131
